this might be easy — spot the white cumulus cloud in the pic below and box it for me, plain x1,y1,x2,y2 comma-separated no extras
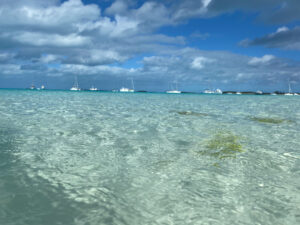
191,56,213,70
248,55,275,65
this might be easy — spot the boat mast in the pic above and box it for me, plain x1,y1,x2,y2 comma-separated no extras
74,76,79,88
131,78,135,90
288,79,292,93
175,81,178,91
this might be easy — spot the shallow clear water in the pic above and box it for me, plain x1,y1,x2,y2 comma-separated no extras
0,90,299,225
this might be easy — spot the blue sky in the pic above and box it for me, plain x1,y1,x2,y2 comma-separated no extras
0,0,300,92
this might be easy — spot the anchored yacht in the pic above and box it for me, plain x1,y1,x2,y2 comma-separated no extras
89,86,98,91
70,76,80,91
203,89,222,94
284,79,293,95
166,81,181,94
120,78,134,92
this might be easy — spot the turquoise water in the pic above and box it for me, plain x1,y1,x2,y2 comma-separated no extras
0,90,299,225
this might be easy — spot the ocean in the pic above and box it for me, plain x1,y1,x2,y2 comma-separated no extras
0,89,299,225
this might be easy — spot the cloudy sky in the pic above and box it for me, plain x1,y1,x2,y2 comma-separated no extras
0,0,300,92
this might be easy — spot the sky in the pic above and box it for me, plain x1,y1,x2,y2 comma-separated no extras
0,0,300,92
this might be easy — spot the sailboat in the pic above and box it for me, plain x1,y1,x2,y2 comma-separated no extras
70,76,80,91
37,85,45,91
203,89,214,94
203,88,222,94
120,78,134,92
89,85,98,91
30,83,36,90
166,81,181,94
215,89,223,94
284,79,293,96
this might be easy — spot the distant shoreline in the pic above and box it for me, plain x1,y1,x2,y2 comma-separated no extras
0,88,299,95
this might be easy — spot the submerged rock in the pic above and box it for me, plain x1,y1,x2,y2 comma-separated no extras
249,117,286,124
174,111,210,117
195,132,243,160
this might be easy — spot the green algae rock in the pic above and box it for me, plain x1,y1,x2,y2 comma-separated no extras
197,132,243,160
249,117,285,124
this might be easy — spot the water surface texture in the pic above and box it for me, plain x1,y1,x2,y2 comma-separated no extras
0,90,299,225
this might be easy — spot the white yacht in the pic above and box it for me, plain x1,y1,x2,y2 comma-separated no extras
256,90,263,95
236,92,242,95
89,86,98,91
203,89,214,94
166,90,181,94
166,81,181,94
215,89,223,94
120,87,134,92
120,78,134,92
70,76,80,91
36,85,45,90
203,89,222,94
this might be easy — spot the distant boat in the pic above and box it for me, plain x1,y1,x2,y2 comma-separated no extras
30,84,36,90
120,87,134,92
37,85,45,91
166,90,181,94
256,90,263,95
215,89,223,94
203,89,222,94
236,92,242,95
89,86,98,91
284,79,294,96
70,76,80,91
203,89,214,94
166,81,181,94
120,78,134,92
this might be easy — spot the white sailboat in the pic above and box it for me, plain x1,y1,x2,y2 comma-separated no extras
215,89,223,94
203,88,222,94
89,86,98,91
120,78,134,92
70,76,80,91
203,89,214,94
166,81,181,94
284,79,293,96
